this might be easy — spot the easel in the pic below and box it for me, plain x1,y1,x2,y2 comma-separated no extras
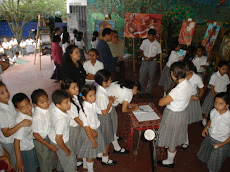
34,15,51,70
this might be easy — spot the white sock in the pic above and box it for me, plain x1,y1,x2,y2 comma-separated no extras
83,158,87,169
102,155,113,163
112,134,122,151
182,133,189,147
162,150,176,165
116,135,119,140
97,152,103,158
86,161,94,172
202,118,207,126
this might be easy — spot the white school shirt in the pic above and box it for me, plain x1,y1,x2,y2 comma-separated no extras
209,109,230,142
106,82,133,107
96,85,112,114
0,101,17,144
188,72,204,95
2,42,11,49
209,71,230,93
82,101,100,129
25,39,34,46
0,47,4,53
20,41,27,48
192,55,209,73
166,50,179,68
73,95,81,108
83,60,104,83
32,107,50,139
91,39,98,49
75,40,85,49
140,39,162,58
48,103,70,144
167,79,193,112
67,103,80,127
9,56,17,64
10,39,18,47
14,112,34,151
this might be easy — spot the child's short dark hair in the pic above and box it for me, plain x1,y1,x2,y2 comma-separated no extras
102,28,112,37
52,90,71,105
12,93,30,108
81,84,96,97
218,60,229,68
61,78,76,90
185,61,197,73
15,51,19,55
148,29,157,36
196,46,205,52
88,48,99,56
31,89,48,104
117,80,141,91
95,69,111,86
170,61,186,80
0,81,6,87
215,92,230,105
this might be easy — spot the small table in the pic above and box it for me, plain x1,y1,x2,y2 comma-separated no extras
123,102,162,157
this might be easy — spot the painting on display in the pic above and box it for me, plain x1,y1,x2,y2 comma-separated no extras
201,24,221,53
123,13,162,39
95,20,115,35
219,35,230,60
178,21,196,46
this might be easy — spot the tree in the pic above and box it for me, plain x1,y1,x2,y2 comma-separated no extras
0,0,66,40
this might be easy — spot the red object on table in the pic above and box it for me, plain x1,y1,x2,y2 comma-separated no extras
123,102,162,150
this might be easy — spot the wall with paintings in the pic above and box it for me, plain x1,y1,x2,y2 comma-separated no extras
87,0,230,41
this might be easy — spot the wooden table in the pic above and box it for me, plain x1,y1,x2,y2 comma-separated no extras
122,102,162,157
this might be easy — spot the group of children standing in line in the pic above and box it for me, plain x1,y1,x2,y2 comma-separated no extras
0,68,142,172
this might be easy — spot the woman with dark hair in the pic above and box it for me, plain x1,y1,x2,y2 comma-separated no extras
59,45,86,89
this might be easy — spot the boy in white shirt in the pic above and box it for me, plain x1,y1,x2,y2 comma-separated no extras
138,29,162,98
19,39,27,56
48,90,77,172
2,38,12,58
0,44,4,55
9,37,18,57
12,93,38,172
83,48,104,85
31,89,58,172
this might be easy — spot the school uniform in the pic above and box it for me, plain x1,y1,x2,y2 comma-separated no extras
158,50,178,91
0,101,17,167
25,39,34,54
2,42,12,57
96,85,114,146
106,82,133,134
9,39,18,56
14,112,38,172
67,101,81,154
192,55,209,75
139,39,162,94
20,41,27,56
48,103,77,172
187,72,204,124
76,101,105,158
32,107,54,172
0,48,4,54
75,40,86,62
202,71,230,116
157,79,193,149
197,109,230,172
91,39,98,49
83,60,104,85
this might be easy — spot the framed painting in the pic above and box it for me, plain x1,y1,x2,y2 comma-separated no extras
219,35,230,60
178,21,196,46
95,20,115,36
201,24,221,53
123,13,162,39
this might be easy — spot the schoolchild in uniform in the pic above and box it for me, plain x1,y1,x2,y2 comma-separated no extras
0,81,32,168
2,38,12,58
91,31,99,49
61,79,84,167
0,43,4,55
198,92,230,172
94,69,117,166
48,90,77,172
75,31,87,62
138,29,162,98
12,93,38,172
202,61,229,126
106,80,141,154
158,41,182,95
181,61,205,149
157,62,193,168
83,49,104,85
31,89,58,172
9,37,18,57
19,39,27,56
76,85,105,172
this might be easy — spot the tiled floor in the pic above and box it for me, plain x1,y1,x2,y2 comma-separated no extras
2,54,230,172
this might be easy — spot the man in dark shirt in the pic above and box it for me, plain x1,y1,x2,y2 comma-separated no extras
96,28,122,72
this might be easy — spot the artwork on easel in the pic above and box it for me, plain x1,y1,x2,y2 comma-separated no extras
95,20,115,36
201,24,221,53
123,13,162,39
38,26,51,44
219,35,230,60
178,20,196,46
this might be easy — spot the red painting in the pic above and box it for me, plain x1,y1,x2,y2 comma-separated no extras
123,13,162,39
178,21,196,46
